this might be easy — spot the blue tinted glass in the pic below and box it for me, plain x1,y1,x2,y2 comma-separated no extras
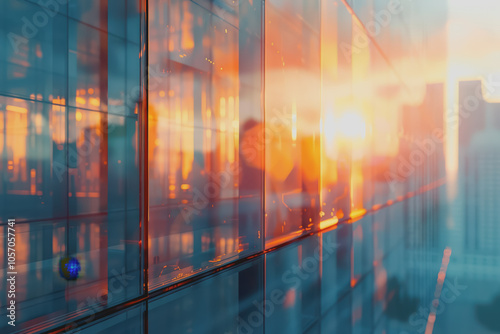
0,96,67,221
0,0,67,103
76,305,144,334
265,235,321,333
321,224,352,313
3,0,500,333
0,2,142,332
149,259,264,333
352,216,374,284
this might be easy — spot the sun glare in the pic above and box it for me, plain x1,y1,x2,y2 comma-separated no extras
338,111,367,140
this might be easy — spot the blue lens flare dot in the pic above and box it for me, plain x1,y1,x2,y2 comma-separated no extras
59,256,81,280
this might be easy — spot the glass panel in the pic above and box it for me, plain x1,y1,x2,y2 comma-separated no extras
352,271,374,333
0,97,67,222
26,0,68,15
68,20,108,113
76,304,144,334
320,293,352,334
320,224,352,313
0,2,143,333
149,258,264,334
0,0,68,103
148,0,263,290
351,216,374,286
320,0,354,228
3,0,500,333
264,235,321,333
265,0,321,248
68,0,132,34
0,221,67,333
68,14,141,117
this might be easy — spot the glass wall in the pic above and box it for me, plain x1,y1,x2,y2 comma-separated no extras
264,0,321,248
0,0,457,333
0,0,143,332
149,258,263,333
147,0,263,290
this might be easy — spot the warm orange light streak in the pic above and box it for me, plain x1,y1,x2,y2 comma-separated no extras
76,97,86,105
320,216,339,230
181,2,194,50
30,169,36,195
89,98,100,107
265,230,304,249
425,247,452,334
228,96,236,164
350,209,367,220
6,105,27,114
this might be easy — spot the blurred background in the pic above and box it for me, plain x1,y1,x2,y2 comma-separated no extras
0,0,500,333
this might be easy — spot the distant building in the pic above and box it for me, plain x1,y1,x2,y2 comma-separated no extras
464,103,500,252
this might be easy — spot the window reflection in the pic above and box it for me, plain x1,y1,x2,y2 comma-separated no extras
265,0,321,248
320,0,354,228
1,0,492,332
77,305,144,334
264,236,321,333
148,0,263,290
0,1,142,332
149,258,264,334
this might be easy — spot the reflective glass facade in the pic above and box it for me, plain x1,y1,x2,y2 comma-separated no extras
1,0,143,332
1,0,500,333
148,0,263,289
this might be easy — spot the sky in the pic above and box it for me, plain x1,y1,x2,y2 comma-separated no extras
445,0,500,196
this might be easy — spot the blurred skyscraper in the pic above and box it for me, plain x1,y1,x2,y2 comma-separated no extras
463,95,500,252
455,80,500,279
